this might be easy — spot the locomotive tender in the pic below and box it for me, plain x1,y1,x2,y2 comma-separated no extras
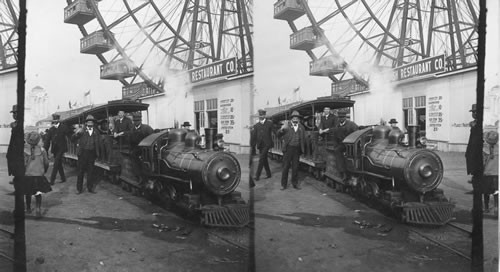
60,99,249,227
269,96,453,226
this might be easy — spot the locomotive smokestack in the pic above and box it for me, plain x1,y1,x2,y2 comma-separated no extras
407,125,418,148
205,128,217,150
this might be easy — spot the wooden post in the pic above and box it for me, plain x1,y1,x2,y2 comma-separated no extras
471,0,485,271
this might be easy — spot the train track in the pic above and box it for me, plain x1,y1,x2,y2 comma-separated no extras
409,222,472,261
304,174,474,261
112,175,252,252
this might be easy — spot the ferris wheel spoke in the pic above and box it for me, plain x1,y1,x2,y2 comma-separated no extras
88,0,162,92
317,0,356,26
107,2,148,30
150,0,215,67
123,0,169,57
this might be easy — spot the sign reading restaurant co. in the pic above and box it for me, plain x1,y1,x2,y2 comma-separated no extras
393,55,445,81
189,57,237,84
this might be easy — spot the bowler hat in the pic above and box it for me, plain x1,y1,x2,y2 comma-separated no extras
132,112,142,121
485,130,498,145
290,110,302,118
52,114,61,122
337,109,348,117
258,109,266,117
85,114,96,122
26,131,41,146
389,118,398,124
469,104,477,112
10,104,17,113
182,121,191,127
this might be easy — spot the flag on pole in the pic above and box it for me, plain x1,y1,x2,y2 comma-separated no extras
84,90,91,96
293,86,300,92
57,105,60,110
278,96,281,105
68,100,72,109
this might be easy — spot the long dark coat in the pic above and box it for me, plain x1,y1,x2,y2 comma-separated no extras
251,119,274,149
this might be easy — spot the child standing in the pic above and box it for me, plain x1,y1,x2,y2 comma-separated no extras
24,131,52,217
483,130,499,216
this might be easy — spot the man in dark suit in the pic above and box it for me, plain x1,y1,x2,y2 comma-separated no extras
72,115,101,194
334,109,358,180
113,110,133,144
130,112,154,150
44,114,72,185
465,104,483,196
251,109,273,181
277,110,306,190
319,106,338,142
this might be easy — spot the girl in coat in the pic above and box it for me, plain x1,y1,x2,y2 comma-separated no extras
24,131,52,216
483,130,499,215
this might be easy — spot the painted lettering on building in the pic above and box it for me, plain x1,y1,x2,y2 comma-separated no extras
393,55,445,81
220,98,235,134
428,96,443,132
189,58,237,84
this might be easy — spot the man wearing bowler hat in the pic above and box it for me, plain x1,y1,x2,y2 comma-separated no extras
334,109,358,180
465,104,483,195
44,113,72,185
278,110,306,190
7,105,24,186
72,115,101,194
251,109,273,181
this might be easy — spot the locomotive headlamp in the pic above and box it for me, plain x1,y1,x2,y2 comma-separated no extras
217,167,232,181
418,164,433,178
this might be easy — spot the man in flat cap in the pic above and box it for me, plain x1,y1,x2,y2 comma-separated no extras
251,109,273,181
44,113,72,185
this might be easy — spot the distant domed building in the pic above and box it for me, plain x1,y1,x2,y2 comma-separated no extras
26,86,50,126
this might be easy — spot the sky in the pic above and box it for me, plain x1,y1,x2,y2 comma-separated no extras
26,0,122,112
253,2,332,110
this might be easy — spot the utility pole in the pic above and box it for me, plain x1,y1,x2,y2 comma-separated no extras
471,0,486,271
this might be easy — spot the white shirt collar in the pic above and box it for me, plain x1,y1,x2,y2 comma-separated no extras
54,123,60,128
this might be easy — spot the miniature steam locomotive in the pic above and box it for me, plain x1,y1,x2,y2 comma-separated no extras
341,125,454,226
138,129,249,227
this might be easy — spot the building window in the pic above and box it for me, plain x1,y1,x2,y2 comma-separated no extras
206,98,218,129
403,96,426,133
414,96,426,133
194,100,205,132
402,97,414,127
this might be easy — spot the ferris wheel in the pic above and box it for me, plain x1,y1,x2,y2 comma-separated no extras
0,0,18,70
274,0,478,89
64,0,253,96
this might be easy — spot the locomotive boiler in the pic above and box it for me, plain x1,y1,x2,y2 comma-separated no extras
342,125,454,226
139,129,249,227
